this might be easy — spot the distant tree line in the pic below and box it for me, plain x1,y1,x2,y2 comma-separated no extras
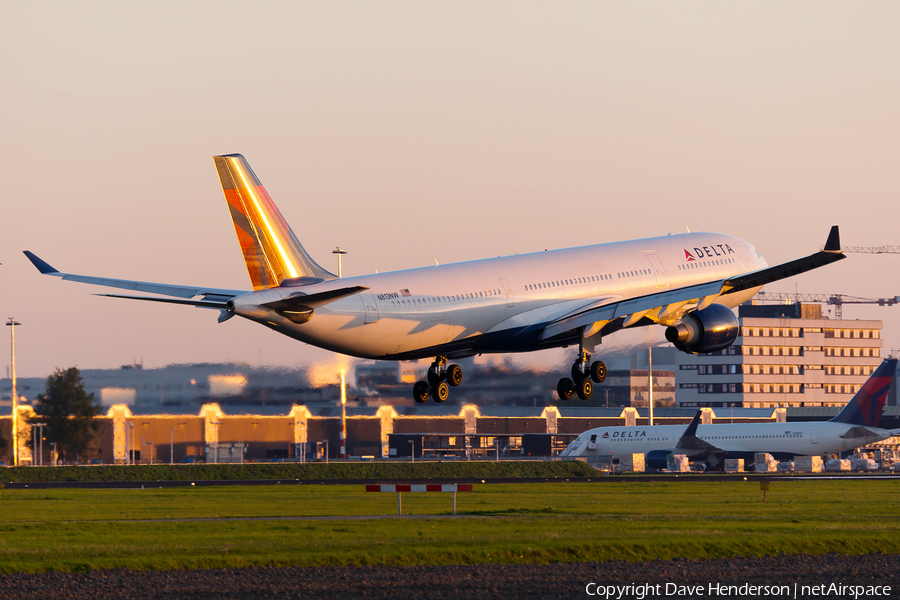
26,367,102,463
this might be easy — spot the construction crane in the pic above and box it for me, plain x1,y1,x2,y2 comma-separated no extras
820,245,900,254
755,292,899,320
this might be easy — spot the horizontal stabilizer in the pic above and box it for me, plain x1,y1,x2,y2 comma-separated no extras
23,251,247,301
839,426,881,440
261,286,370,311
96,294,228,309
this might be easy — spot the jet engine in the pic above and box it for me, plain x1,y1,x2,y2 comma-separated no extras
646,450,672,471
664,304,739,354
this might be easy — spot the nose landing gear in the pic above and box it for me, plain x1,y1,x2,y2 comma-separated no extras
412,357,463,403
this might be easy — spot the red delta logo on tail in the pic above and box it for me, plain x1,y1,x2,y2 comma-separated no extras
832,359,898,427
854,373,894,427
683,249,696,261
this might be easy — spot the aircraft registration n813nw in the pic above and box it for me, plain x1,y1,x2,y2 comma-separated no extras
25,154,846,403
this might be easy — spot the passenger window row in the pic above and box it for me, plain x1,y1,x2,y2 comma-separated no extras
678,257,735,271
390,289,502,308
524,274,612,292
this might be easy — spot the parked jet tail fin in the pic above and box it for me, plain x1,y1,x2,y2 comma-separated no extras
214,154,336,290
675,411,719,452
831,358,898,427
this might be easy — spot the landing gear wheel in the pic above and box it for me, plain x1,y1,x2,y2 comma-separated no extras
433,381,450,403
427,369,442,388
576,377,593,400
557,378,575,401
590,361,607,383
413,381,430,404
446,364,463,387
571,363,586,383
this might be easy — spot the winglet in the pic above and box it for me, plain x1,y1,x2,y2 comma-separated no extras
23,251,60,275
824,226,841,252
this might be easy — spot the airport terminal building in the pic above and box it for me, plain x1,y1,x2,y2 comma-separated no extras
3,399,899,465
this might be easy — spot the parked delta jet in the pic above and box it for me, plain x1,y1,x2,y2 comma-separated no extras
25,154,846,403
561,358,899,469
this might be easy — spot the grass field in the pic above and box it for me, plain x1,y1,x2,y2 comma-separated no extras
0,479,898,573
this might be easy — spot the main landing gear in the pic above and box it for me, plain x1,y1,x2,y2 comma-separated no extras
557,351,606,401
413,357,463,403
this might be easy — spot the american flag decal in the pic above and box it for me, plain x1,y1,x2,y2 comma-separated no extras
400,289,411,296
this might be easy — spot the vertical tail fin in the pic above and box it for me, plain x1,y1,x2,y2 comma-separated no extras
830,358,898,427
214,154,336,290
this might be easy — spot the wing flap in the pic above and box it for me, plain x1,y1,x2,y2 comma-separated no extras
540,281,722,340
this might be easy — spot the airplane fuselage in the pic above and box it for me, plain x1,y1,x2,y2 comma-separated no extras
231,231,766,360
561,421,893,462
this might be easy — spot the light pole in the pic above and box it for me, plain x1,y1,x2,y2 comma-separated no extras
35,423,45,466
648,347,654,427
7,319,21,467
146,441,153,465
333,247,347,278
171,427,177,465
409,440,415,463
340,370,347,459
49,442,57,466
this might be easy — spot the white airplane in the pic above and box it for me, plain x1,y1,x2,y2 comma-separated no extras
561,358,899,469
25,154,845,403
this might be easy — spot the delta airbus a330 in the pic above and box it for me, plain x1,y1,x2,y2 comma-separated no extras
25,154,845,403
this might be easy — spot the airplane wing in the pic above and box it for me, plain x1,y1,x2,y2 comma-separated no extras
540,226,844,340
23,251,247,305
25,251,370,323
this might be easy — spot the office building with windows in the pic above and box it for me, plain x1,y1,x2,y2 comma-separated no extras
674,302,884,408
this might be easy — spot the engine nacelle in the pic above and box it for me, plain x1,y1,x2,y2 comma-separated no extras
646,450,672,471
665,303,739,354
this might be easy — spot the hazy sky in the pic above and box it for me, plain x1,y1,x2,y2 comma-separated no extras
2,1,899,378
